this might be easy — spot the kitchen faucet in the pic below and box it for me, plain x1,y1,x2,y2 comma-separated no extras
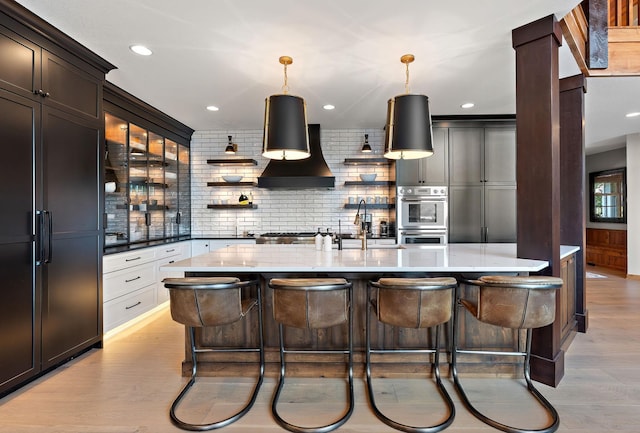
353,199,368,250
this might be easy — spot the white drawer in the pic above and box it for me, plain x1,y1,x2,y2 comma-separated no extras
156,253,188,304
103,263,156,302
104,286,157,332
156,242,186,260
103,248,157,273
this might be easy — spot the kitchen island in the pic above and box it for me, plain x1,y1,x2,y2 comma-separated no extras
162,243,579,379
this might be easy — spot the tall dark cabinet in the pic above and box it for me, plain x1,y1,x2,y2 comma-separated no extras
0,1,115,395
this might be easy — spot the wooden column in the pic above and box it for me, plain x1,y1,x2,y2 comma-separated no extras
512,15,564,387
560,74,589,334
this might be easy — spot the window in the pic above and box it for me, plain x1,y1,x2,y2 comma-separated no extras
589,168,626,223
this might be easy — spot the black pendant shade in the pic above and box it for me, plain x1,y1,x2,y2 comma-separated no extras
224,135,236,154
384,94,433,160
262,94,310,160
361,134,372,153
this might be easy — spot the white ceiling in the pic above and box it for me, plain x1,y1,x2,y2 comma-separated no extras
15,0,640,153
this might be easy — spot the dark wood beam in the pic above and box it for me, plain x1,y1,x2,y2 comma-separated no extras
512,14,564,387
586,0,609,68
560,74,589,334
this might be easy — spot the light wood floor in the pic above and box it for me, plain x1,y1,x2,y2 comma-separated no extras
1,266,639,432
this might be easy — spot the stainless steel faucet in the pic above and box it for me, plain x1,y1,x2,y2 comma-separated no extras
354,199,368,250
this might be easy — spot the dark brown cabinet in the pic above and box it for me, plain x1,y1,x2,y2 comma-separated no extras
0,2,114,395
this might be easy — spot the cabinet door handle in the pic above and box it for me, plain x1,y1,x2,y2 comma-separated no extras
33,89,50,97
125,276,141,283
35,210,44,266
165,249,175,253
44,210,53,264
176,212,181,225
125,256,141,262
125,301,142,310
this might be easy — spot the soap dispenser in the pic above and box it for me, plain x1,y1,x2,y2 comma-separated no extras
315,228,323,250
323,229,332,251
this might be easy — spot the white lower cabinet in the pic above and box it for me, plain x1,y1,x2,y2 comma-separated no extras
156,243,191,303
191,238,256,257
103,241,191,333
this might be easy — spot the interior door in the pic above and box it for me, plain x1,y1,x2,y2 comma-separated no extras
0,89,40,393
40,107,101,368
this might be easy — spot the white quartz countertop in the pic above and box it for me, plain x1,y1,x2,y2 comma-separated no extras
162,244,579,274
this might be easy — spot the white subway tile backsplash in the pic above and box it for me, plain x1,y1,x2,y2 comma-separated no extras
190,128,393,237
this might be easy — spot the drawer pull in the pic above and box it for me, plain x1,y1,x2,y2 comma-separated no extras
125,256,142,262
125,301,142,310
166,248,176,253
125,276,142,283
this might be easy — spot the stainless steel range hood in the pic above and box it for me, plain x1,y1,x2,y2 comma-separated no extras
258,124,335,189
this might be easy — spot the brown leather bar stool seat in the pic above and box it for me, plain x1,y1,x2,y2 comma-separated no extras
163,277,264,431
269,277,354,433
451,275,563,433
366,277,457,433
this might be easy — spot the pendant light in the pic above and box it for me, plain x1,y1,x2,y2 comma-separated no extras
224,135,237,154
384,54,434,160
262,56,310,160
361,134,372,153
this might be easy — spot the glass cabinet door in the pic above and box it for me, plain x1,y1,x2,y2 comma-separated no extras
165,139,179,238
177,143,190,236
104,111,190,249
104,113,129,246
147,131,165,241
128,123,149,242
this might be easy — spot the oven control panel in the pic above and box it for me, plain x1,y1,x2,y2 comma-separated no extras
398,186,447,197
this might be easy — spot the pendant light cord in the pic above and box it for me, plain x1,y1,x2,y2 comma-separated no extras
282,63,289,94
405,62,410,94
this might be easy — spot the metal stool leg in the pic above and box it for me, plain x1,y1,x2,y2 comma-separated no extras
168,280,265,431
271,282,354,433
365,282,455,433
451,296,560,433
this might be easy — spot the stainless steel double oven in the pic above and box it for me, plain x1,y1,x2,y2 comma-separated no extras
397,186,448,245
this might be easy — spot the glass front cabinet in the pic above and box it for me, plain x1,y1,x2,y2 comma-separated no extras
104,84,192,249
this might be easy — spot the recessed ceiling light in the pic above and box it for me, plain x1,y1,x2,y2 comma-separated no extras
129,45,152,56
461,102,475,109
206,105,219,112
625,112,640,118
323,104,335,110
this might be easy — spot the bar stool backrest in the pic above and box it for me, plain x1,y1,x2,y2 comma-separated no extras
375,277,456,328
271,278,350,329
467,276,563,329
165,277,244,327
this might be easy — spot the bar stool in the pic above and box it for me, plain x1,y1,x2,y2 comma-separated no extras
163,277,264,431
451,275,563,433
366,277,457,433
269,278,354,433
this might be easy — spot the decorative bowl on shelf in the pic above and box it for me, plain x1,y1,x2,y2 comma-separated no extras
222,175,243,183
359,173,377,182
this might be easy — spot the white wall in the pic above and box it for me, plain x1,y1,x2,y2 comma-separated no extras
627,134,640,276
190,128,395,238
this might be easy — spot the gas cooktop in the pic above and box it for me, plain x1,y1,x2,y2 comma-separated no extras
257,232,320,244
260,232,317,237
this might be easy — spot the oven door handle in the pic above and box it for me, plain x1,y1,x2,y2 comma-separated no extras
400,230,447,235
400,197,447,202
